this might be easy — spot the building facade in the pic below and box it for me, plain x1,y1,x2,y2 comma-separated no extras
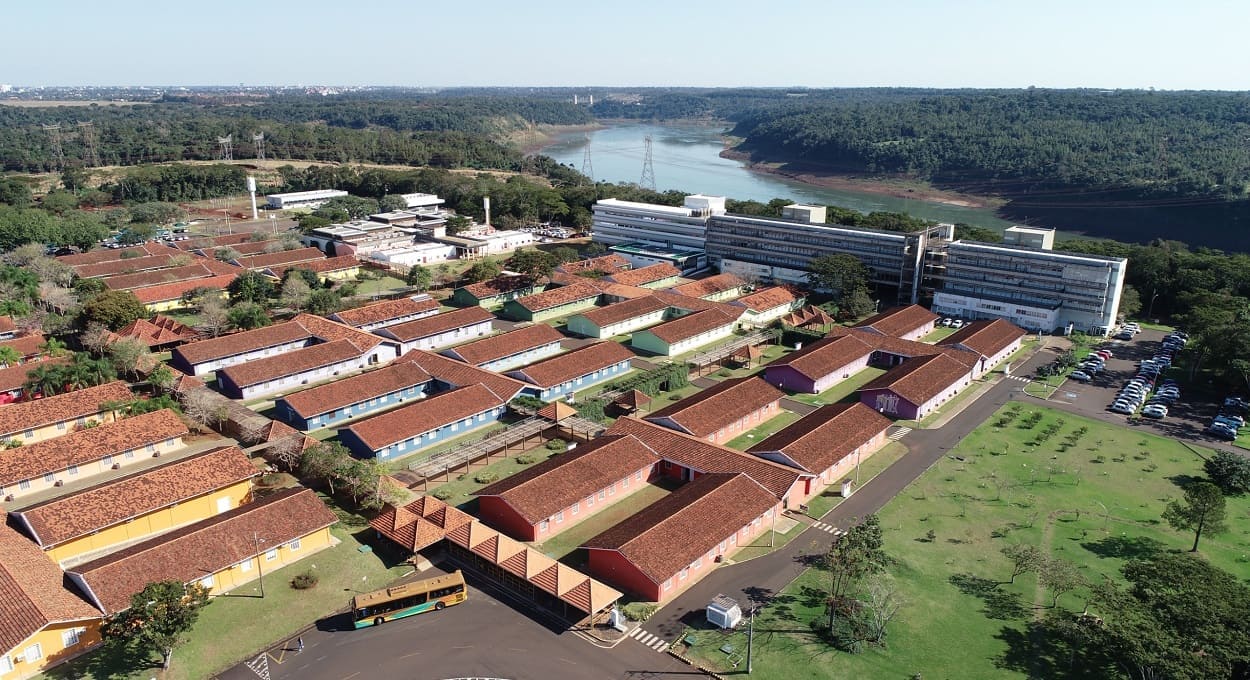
274,362,433,430
372,308,496,354
591,195,724,251
339,384,507,460
630,309,738,357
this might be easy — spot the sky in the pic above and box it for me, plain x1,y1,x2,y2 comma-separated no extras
4,0,1249,90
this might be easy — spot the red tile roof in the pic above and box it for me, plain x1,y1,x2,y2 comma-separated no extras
0,381,134,439
459,275,541,300
508,341,635,388
646,376,784,438
0,357,68,395
369,495,475,553
831,327,977,367
217,339,366,389
0,409,188,488
666,273,745,299
233,247,325,270
109,315,200,348
68,488,337,614
575,296,670,329
937,319,1026,358
556,254,631,275
0,333,46,360
392,350,525,403
732,286,801,313
853,304,939,338
288,313,384,353
476,435,660,524
638,308,738,344
101,263,218,291
605,418,801,499
378,307,496,342
444,324,564,366
73,253,180,278
0,316,14,335
512,282,602,313
176,233,253,251
57,244,159,265
344,384,505,452
331,297,439,328
858,353,973,406
172,321,311,367
582,472,776,584
765,332,875,382
604,263,681,287
279,362,432,420
268,254,362,279
749,403,891,474
12,445,258,549
0,524,101,653
131,273,238,305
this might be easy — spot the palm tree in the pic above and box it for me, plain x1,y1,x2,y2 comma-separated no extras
68,354,115,388
0,346,19,367
24,364,63,398
39,337,69,357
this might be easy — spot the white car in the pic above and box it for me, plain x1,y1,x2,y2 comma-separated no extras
1141,405,1168,418
951,319,965,329
1069,370,1092,381
940,318,953,327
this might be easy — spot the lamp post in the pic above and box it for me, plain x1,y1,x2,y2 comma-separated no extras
253,532,266,598
745,606,755,674
1146,288,1159,320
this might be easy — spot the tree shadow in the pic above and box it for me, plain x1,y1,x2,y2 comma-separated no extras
1166,473,1203,490
1080,534,1166,561
948,573,1029,621
39,639,159,680
994,619,1113,679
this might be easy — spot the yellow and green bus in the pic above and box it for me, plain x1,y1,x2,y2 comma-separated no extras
352,570,467,628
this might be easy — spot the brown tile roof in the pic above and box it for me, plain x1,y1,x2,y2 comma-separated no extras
370,495,475,552
279,362,432,419
444,324,564,366
459,275,541,300
268,254,362,279
392,350,525,402
68,487,337,614
12,445,257,549
476,435,660,524
176,233,253,251
219,240,280,256
749,403,891,474
0,409,188,488
0,524,101,652
858,353,973,406
652,291,745,315
101,263,218,291
0,316,14,335
57,244,159,265
575,296,670,329
765,332,875,382
513,282,602,313
0,357,68,395
132,273,238,305
233,247,325,270
647,376,784,438
832,327,977,367
0,381,134,439
172,321,311,367
732,286,801,313
853,304,940,338
74,253,180,278
218,339,365,389
604,263,681,287
639,308,737,344
556,254,631,275
345,384,505,452
377,307,496,342
288,313,384,353
0,332,46,359
331,297,439,328
508,341,635,388
582,472,776,584
666,273,745,299
605,418,801,499
109,315,200,348
937,318,1027,358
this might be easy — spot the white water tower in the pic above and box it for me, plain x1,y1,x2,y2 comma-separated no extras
246,176,258,220
483,196,491,227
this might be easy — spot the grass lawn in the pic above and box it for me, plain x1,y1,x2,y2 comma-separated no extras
351,275,408,297
787,367,888,406
703,343,790,380
533,479,678,566
680,403,1250,679
724,410,804,450
803,441,910,519
426,447,561,509
160,309,201,327
920,326,959,343
39,494,413,680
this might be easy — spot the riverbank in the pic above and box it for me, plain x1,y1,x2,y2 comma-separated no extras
510,123,604,155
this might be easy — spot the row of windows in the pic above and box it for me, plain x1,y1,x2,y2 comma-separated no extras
660,515,773,592
0,439,177,496
536,469,648,533
212,538,303,587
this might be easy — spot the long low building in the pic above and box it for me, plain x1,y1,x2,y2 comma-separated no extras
631,308,740,357
503,282,603,323
566,296,670,339
505,341,636,401
171,314,393,377
216,338,385,400
440,324,565,372
266,189,349,210
275,362,433,431
373,307,497,354
329,296,440,331
646,376,785,446
340,384,508,460
747,403,891,498
0,381,133,445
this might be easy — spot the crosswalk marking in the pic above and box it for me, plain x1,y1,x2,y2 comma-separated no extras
628,627,670,653
810,521,845,536
887,426,912,441
1003,375,1031,383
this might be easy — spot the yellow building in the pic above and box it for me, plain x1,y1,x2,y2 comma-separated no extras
0,381,133,446
0,525,103,680
11,446,258,566
68,487,339,615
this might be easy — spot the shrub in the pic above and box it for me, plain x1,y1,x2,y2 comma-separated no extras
432,487,455,501
516,454,540,465
290,572,318,590
546,438,568,451
622,602,659,622
259,473,282,487
669,394,683,401
473,471,499,485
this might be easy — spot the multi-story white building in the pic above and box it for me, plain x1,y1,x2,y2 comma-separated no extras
931,240,1126,335
592,195,725,251
265,189,349,210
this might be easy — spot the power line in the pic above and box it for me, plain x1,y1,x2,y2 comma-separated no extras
253,132,265,161
43,124,64,170
639,135,656,191
580,134,593,181
78,122,100,167
217,135,233,161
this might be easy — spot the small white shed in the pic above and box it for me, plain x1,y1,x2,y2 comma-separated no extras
706,594,743,630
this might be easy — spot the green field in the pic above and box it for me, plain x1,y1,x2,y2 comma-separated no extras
681,403,1250,679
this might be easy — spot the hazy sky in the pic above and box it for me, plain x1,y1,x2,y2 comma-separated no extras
5,0,1249,89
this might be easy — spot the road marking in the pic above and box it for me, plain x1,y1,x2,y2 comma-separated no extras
559,657,578,665
887,426,912,440
399,652,422,659
341,673,359,680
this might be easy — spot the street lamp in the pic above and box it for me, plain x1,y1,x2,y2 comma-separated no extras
1146,288,1160,320
253,532,266,598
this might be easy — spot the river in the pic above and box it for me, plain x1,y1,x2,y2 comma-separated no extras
539,122,1014,231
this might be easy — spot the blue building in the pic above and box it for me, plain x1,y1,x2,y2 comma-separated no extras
507,341,636,401
340,384,507,460
440,324,565,372
274,362,434,431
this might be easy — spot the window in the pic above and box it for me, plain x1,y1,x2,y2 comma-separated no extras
102,455,113,467
200,574,215,588
663,579,674,591
146,443,156,453
57,422,66,430
598,489,605,501
43,473,55,483
0,655,12,673
635,470,643,481
62,628,80,647
289,537,302,551
165,438,174,447
239,558,252,572
265,548,278,561
19,479,30,490
23,643,41,662
570,502,579,516
679,568,688,581
539,520,549,533
585,496,594,507
67,465,79,475
555,510,564,524
23,429,33,439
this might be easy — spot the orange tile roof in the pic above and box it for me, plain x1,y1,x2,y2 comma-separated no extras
369,495,475,552
392,350,525,402
217,339,366,389
68,488,337,614
512,282,602,313
858,353,974,406
647,376,784,438
172,321,311,367
331,297,439,328
0,381,134,439
459,275,542,300
732,286,801,313
344,384,505,452
443,324,564,366
853,304,939,338
233,247,325,270
0,316,14,335
666,273,745,299
555,254,631,275
101,263,218,291
765,332,875,382
582,472,776,585
376,307,496,342
268,254,362,278
109,315,200,348
508,341,635,388
937,318,1026,357
73,253,180,278
57,244,158,265
131,273,238,305
639,308,737,344
604,263,681,287
0,333,46,359
0,409,188,488
575,296,669,328
279,362,432,419
288,313,384,352
0,524,101,653
749,403,891,474
0,357,68,395
12,445,257,548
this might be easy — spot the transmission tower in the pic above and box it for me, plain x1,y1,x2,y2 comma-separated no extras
77,122,100,167
253,132,265,160
43,124,65,170
217,135,233,161
639,135,656,191
580,135,594,181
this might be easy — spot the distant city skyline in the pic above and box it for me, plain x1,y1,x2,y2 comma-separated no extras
4,0,1250,90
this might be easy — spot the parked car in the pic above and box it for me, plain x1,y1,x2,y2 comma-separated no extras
1142,404,1168,418
1209,423,1238,440
1110,403,1136,415
1070,370,1092,382
1114,331,1134,340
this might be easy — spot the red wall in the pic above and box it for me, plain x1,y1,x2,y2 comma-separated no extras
477,496,538,541
587,549,661,602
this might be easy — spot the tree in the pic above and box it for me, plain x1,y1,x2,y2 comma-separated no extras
197,295,229,337
840,289,877,320
74,276,107,299
1163,481,1228,551
40,190,79,215
81,290,146,330
405,265,433,291
464,259,502,283
379,194,409,212
1204,450,1250,495
300,442,355,495
1038,557,1085,607
181,389,228,431
860,574,906,645
0,346,19,367
820,515,887,633
107,337,152,379
807,253,869,298
103,580,210,670
551,246,579,264
1118,285,1143,319
147,364,176,393
507,249,556,279
279,276,312,311
228,271,274,305
305,289,342,316
585,242,607,256
227,302,271,330
445,214,472,235
127,202,185,225
1001,543,1044,584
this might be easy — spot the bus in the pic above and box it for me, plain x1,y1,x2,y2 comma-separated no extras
351,570,467,628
